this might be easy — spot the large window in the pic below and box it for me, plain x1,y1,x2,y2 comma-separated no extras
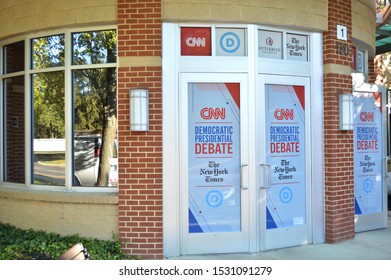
1,28,117,189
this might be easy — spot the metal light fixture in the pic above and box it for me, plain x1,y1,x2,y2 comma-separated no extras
339,93,354,130
129,89,149,131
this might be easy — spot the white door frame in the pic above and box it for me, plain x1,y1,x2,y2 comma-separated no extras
257,75,312,250
179,73,250,254
353,83,388,232
162,22,325,257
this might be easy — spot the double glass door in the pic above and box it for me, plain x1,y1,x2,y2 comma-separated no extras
180,73,311,254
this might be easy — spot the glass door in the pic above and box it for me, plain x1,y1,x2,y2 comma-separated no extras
179,74,313,254
180,73,250,254
353,89,388,232
258,75,312,250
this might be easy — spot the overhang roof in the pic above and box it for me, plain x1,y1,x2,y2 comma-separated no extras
377,3,391,54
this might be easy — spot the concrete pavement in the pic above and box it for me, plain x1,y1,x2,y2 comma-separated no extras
169,212,391,260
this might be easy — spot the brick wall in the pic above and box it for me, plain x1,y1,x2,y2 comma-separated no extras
5,76,25,183
323,0,355,243
117,0,163,259
3,42,25,183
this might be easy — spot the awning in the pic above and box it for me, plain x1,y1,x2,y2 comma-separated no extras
376,2,391,54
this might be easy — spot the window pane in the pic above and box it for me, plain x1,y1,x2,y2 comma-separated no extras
33,72,65,186
32,35,65,69
73,68,117,187
3,77,25,183
4,41,25,73
72,30,117,65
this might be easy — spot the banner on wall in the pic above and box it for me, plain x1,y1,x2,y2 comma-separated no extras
354,92,383,215
265,85,306,229
188,83,241,233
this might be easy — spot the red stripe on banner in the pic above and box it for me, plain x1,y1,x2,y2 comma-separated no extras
225,83,240,109
293,86,305,111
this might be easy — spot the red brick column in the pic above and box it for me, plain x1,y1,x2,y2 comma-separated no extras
117,0,163,259
323,0,355,243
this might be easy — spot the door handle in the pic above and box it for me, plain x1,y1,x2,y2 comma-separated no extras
240,164,248,190
260,163,271,189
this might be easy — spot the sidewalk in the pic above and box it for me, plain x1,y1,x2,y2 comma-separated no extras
169,212,391,260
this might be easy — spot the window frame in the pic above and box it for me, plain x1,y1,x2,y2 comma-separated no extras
0,26,118,192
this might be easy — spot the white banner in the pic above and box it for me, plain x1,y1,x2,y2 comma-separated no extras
354,92,383,215
188,83,241,233
265,84,306,229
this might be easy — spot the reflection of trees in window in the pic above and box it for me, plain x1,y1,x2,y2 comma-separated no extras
31,35,66,186
32,35,65,69
72,30,117,187
32,72,65,186
72,31,116,65
73,68,117,186
33,72,65,139
17,30,117,187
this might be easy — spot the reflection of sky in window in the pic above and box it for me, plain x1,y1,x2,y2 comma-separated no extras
72,30,116,65
32,35,65,69
31,31,116,68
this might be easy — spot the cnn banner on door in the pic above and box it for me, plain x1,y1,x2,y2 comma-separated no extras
354,92,383,215
188,83,241,233
265,85,306,229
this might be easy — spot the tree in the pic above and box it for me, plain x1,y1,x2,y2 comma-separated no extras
32,36,65,139
376,0,388,13
33,31,117,186
72,30,117,186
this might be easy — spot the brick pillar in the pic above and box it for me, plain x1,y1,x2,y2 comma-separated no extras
323,0,355,243
117,0,163,259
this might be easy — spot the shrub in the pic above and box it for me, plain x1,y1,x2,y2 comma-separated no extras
0,223,137,260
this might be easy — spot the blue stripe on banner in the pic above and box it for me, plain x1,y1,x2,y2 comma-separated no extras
354,197,362,215
266,207,278,229
188,208,203,233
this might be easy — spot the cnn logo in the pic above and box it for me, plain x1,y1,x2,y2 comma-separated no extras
274,109,294,120
359,112,374,122
200,108,226,120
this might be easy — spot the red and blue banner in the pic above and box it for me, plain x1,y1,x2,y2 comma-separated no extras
354,92,383,215
188,83,241,233
265,85,306,229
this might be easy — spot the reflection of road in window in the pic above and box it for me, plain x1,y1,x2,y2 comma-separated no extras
32,71,65,186
72,30,117,187
1,29,118,189
34,152,65,186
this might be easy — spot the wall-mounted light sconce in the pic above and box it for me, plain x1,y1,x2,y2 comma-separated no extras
129,89,149,131
339,93,354,130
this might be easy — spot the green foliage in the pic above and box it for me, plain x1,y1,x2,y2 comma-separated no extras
32,35,66,139
33,71,65,138
377,1,389,13
30,30,118,187
0,223,137,260
31,30,117,140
